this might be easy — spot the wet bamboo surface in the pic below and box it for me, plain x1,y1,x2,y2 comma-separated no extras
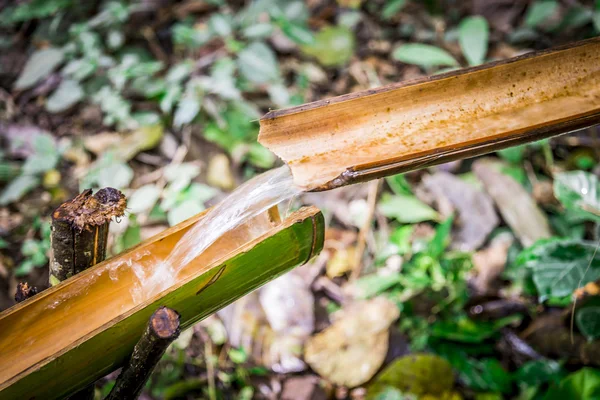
0,206,324,400
259,37,600,191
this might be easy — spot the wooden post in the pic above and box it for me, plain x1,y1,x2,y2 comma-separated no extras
50,187,126,399
50,188,126,285
107,307,181,400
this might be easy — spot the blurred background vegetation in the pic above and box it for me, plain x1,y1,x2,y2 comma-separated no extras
1,0,600,399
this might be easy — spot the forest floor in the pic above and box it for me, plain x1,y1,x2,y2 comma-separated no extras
1,0,600,399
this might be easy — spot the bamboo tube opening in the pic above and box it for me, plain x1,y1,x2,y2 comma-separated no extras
0,205,321,396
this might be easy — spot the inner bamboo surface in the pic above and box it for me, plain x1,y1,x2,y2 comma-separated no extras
259,38,600,190
0,208,279,388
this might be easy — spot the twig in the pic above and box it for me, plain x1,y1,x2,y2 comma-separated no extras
107,307,181,400
351,179,380,280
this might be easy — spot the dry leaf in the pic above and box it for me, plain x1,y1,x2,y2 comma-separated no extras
473,160,551,247
471,232,514,294
421,171,499,251
304,297,399,387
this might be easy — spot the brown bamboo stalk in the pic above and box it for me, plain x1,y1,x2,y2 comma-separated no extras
107,307,181,400
259,37,600,191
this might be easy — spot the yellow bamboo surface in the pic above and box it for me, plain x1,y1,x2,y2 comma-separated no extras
259,38,600,190
0,206,323,399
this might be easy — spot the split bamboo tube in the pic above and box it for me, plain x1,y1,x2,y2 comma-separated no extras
0,206,324,399
259,37,600,191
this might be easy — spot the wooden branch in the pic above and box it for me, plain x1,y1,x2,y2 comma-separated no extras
50,188,126,284
259,37,600,191
14,282,37,303
107,307,181,400
0,206,324,399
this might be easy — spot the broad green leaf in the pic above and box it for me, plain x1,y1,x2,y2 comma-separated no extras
22,134,59,175
554,171,600,221
525,1,559,28
518,239,600,300
174,79,203,128
15,47,64,90
46,79,84,113
497,145,526,164
128,185,161,214
459,16,489,66
242,23,273,39
0,0,72,24
237,42,280,84
576,306,600,341
301,26,355,67
160,85,183,114
378,193,438,224
392,44,458,69
0,175,40,205
428,216,454,259
370,387,405,400
368,354,454,398
208,13,233,37
385,174,412,195
543,368,600,400
168,199,205,226
280,22,314,45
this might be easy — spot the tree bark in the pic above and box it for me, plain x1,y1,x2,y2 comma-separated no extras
14,282,37,303
50,188,126,284
107,307,181,400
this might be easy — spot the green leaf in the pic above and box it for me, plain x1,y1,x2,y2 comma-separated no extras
378,193,438,224
0,175,40,205
392,44,458,69
382,0,407,20
242,23,273,39
353,273,402,299
368,354,454,398
15,48,64,90
525,1,559,28
427,216,453,259
128,185,161,214
554,171,600,222
0,0,72,25
497,145,526,164
543,368,600,400
518,239,600,301
385,174,412,195
370,387,405,400
459,16,489,66
167,199,205,226
237,42,280,84
22,134,60,175
576,306,600,341
431,315,520,343
46,79,84,113
301,26,355,67
514,360,564,387
174,79,203,128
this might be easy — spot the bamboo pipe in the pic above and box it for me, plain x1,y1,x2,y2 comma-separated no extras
0,206,324,400
259,37,600,191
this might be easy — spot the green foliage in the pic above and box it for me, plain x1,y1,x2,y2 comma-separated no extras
576,306,600,341
0,0,72,25
459,16,489,66
378,193,439,223
301,26,355,67
14,48,64,90
393,44,459,69
431,315,521,343
542,368,600,399
554,171,600,222
15,219,52,276
525,1,559,28
517,239,600,301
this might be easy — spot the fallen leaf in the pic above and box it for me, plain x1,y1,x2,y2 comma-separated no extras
326,246,356,278
14,47,64,90
83,124,164,161
473,160,551,247
368,354,455,398
471,232,514,294
259,272,314,373
281,375,326,400
304,297,399,387
421,171,499,251
207,154,235,190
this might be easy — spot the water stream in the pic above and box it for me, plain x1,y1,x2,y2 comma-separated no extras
130,165,304,301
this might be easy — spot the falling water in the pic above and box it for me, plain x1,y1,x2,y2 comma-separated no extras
130,165,304,301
